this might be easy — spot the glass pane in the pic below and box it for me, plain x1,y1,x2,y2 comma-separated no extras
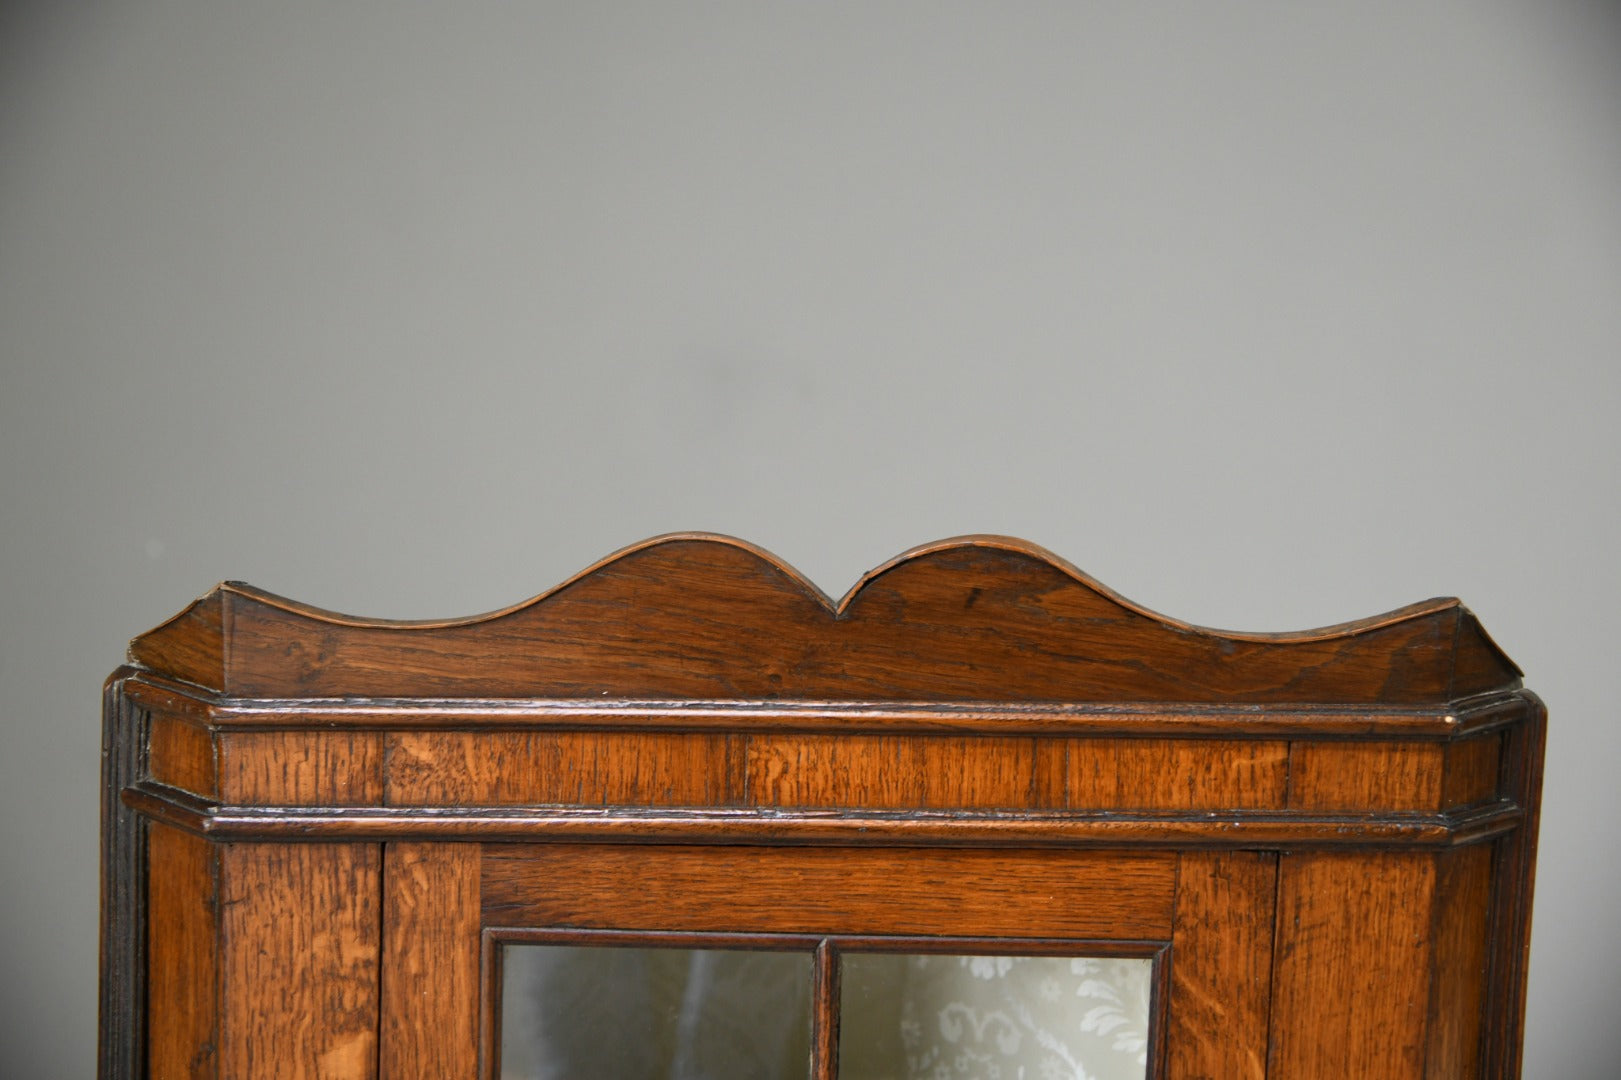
500,944,813,1080
840,952,1152,1080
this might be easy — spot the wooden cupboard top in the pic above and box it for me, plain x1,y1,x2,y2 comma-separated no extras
105,536,1546,1080
128,533,1520,705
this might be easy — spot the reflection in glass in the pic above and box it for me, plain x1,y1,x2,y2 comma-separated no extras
840,953,1152,1080
500,944,812,1080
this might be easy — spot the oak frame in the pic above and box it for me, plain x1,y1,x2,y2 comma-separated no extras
101,533,1544,1079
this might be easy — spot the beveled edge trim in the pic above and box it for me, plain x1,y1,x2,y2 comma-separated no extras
119,670,1534,739
121,781,1522,850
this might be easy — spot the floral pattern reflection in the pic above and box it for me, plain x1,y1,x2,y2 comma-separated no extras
842,954,1151,1080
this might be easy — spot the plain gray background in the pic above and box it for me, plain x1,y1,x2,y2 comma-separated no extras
2,2,1617,1075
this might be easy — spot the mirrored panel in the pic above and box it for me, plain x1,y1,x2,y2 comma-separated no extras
840,953,1153,1080
500,944,813,1080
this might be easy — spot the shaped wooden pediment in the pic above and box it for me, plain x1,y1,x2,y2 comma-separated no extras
128,533,1520,704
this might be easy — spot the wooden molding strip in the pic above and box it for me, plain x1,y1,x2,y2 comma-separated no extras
119,672,1534,739
122,781,1521,849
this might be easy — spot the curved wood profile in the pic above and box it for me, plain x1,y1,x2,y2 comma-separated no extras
128,533,1521,703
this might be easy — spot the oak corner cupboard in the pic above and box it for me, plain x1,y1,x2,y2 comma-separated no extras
101,533,1544,1079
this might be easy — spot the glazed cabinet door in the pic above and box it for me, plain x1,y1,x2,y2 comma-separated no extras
378,842,1293,1080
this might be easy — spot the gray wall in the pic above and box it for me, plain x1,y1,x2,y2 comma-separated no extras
3,3,1617,1074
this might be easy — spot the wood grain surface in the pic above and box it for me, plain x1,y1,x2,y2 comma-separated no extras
1425,844,1493,1078
1067,738,1288,810
107,536,1543,1080
1268,852,1436,1078
1442,733,1503,809
812,939,839,1080
146,824,218,1079
482,844,1176,940
384,731,726,806
746,734,1039,808
1287,740,1445,811
218,731,382,806
128,534,1521,703
147,714,215,799
217,843,380,1079
381,843,481,1080
1165,851,1277,1080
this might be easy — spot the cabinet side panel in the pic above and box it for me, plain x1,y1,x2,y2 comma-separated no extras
1425,844,1493,1079
381,843,481,1080
101,683,146,1080
1441,733,1502,809
1166,851,1276,1080
1482,702,1546,1076
146,824,219,1080
147,715,216,799
1268,852,1436,1079
218,843,381,1080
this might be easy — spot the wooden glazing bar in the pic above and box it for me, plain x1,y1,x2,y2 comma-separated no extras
811,939,839,1080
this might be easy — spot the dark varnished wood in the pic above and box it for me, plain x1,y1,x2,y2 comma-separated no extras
1482,697,1546,1076
145,824,217,1080
812,939,839,1080
218,731,382,806
117,669,1532,738
147,714,215,799
385,731,726,807
120,780,1526,849
129,534,1520,703
1443,733,1503,810
106,535,1544,1080
1426,845,1494,1078
482,845,1177,939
